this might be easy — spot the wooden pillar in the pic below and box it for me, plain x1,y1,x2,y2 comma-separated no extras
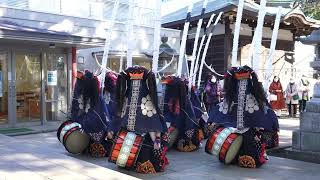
224,17,232,69
72,47,77,90
291,30,296,78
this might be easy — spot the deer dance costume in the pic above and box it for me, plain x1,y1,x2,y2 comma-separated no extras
207,66,279,168
162,76,202,152
70,71,112,157
111,66,168,174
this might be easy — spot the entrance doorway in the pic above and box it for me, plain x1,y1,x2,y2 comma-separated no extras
15,53,41,123
0,49,69,128
43,53,68,122
0,52,8,125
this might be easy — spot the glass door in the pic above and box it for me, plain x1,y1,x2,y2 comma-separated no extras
44,53,68,122
15,53,41,123
0,52,8,125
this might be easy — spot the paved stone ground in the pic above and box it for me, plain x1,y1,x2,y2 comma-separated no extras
2,118,320,180
277,117,299,147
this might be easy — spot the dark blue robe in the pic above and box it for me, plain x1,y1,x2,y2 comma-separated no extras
114,67,167,134
71,76,112,143
208,81,279,132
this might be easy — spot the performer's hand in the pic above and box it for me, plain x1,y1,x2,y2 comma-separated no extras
106,131,114,140
154,137,161,150
208,122,216,131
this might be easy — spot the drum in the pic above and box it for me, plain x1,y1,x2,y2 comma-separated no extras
57,120,72,141
57,121,90,154
205,127,243,164
167,127,179,148
109,130,144,169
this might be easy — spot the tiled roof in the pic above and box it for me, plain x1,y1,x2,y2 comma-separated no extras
161,0,318,26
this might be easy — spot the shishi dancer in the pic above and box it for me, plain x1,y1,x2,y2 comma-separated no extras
206,66,279,168
108,66,168,174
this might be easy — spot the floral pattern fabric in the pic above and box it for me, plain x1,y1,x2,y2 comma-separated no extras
141,95,157,117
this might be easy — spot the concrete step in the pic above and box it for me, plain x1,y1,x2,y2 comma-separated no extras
269,147,320,164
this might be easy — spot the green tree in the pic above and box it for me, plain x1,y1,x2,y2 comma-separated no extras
296,0,320,20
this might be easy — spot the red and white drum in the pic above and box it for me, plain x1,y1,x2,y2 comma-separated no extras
205,127,243,164
109,130,143,169
57,121,90,154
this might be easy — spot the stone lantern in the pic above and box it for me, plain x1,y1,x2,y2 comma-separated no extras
293,29,320,152
143,36,179,75
157,36,179,75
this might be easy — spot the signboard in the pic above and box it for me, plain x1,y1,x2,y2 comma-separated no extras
47,71,57,86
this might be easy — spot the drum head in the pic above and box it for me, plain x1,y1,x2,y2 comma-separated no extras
224,135,243,164
64,130,90,154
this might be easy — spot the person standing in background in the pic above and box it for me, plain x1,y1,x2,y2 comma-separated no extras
285,78,299,117
269,76,285,117
204,74,222,112
298,75,310,113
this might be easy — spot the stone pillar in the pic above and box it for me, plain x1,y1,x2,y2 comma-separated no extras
293,44,320,152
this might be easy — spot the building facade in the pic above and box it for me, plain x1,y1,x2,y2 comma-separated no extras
0,0,177,128
162,0,319,85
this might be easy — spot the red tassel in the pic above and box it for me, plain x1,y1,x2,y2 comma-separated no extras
160,147,169,171
259,143,267,164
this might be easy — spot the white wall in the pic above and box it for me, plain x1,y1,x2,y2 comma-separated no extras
0,0,156,26
294,41,316,78
0,6,167,40
77,27,181,72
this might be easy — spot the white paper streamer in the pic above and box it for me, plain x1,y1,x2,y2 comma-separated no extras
263,6,282,89
126,0,135,68
152,0,161,73
99,0,119,89
197,12,223,88
192,13,216,86
251,0,267,73
177,3,193,77
231,0,244,67
189,0,208,91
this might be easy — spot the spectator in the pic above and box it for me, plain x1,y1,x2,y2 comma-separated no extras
298,75,310,113
269,76,285,117
285,78,299,117
204,74,222,112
